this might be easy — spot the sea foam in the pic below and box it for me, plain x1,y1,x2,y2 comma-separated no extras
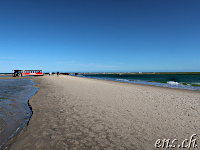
167,81,179,85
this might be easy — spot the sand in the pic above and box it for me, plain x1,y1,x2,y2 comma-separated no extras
4,75,200,150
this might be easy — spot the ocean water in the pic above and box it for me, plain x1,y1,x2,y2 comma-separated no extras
81,73,200,91
0,79,37,148
0,75,12,78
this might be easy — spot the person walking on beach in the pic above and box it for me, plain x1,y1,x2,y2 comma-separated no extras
57,72,59,77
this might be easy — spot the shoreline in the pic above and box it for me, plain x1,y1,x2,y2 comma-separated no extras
2,99,33,150
0,75,200,149
1,76,200,150
1,75,200,92
79,75,200,91
0,77,33,79
1,77,38,150
75,75,200,93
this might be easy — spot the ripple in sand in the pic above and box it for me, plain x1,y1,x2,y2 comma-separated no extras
0,118,6,134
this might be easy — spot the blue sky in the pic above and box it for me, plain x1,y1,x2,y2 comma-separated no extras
0,0,200,73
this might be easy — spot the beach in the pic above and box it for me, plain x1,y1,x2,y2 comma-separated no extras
4,75,200,150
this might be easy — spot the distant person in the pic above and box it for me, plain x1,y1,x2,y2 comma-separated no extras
49,72,52,76
57,72,59,77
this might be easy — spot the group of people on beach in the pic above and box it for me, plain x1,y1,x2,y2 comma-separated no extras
49,72,60,77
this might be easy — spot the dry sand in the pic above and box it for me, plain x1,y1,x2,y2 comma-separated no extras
4,75,200,150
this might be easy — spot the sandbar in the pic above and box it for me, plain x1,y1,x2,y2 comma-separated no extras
4,75,200,150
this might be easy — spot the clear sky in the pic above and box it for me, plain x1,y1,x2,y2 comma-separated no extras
0,0,200,73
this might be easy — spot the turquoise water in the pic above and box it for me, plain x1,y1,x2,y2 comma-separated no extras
0,79,37,148
81,73,200,91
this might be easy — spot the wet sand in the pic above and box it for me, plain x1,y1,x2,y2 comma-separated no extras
4,75,200,150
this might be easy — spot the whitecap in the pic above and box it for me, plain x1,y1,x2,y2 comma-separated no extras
167,81,179,85
116,79,129,82
192,83,200,85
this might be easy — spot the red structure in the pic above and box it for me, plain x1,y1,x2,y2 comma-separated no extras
22,70,43,76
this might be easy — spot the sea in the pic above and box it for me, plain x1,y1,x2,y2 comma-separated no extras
0,78,37,149
80,73,200,91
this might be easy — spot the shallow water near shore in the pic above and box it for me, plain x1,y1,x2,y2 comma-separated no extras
0,79,38,149
81,73,200,91
0,75,12,78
